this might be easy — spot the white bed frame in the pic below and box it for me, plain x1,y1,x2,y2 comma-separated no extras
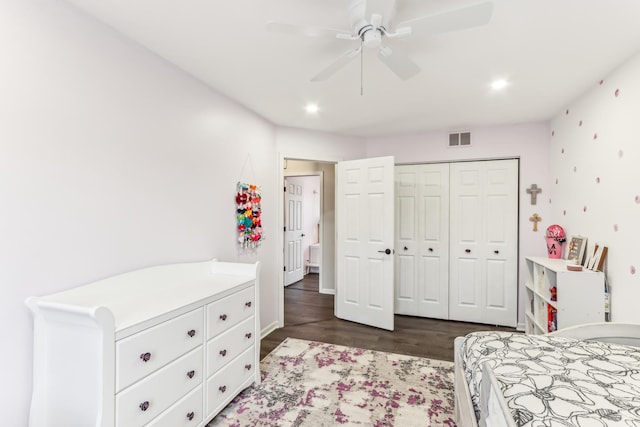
454,323,640,427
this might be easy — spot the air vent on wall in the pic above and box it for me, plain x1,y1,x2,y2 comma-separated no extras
448,132,471,147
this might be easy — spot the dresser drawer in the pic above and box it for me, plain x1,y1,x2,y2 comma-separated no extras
206,316,255,377
206,346,256,416
116,346,203,427
206,285,254,339
116,308,203,392
146,385,203,427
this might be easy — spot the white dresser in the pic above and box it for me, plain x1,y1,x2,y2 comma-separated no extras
26,259,260,427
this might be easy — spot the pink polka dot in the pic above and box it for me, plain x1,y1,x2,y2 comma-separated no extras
631,265,637,275
596,177,600,183
615,89,620,97
613,224,619,232
583,206,588,212
593,133,598,140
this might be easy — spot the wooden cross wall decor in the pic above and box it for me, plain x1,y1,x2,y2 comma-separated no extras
526,184,542,205
529,213,542,231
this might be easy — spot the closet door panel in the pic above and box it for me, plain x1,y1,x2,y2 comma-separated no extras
394,168,419,315
417,165,449,319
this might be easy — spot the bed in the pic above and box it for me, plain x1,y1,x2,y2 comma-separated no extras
454,323,640,427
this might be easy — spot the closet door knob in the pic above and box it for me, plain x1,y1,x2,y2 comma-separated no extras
219,349,227,357
428,248,434,252
219,314,227,321
187,370,195,379
245,332,252,339
465,249,471,253
187,329,196,337
139,401,150,411
403,246,408,251
219,385,227,393
245,301,252,308
186,412,195,421
494,250,500,254
139,352,151,362
377,249,391,255
245,363,252,370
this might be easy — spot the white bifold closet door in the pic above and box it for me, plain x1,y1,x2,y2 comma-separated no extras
394,159,518,327
449,159,518,327
395,163,450,319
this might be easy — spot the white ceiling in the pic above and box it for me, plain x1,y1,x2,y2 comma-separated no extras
63,0,640,137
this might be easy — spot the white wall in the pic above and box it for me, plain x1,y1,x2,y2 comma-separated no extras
549,52,640,322
0,1,282,424
366,122,552,327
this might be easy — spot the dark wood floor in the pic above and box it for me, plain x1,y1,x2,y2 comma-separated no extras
261,273,517,362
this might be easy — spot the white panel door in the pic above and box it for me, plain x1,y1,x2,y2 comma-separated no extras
336,156,395,331
394,164,449,319
449,159,518,327
284,180,304,286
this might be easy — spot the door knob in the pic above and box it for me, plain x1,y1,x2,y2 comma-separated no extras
494,250,500,254
378,249,392,255
403,246,408,251
301,233,305,237
465,249,471,253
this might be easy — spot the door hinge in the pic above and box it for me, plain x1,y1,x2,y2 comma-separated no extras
284,186,286,192
284,226,286,232
283,266,286,272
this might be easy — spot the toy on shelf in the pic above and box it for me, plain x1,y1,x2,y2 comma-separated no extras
545,224,565,259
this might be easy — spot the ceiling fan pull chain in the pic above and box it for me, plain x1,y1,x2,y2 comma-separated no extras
360,38,364,96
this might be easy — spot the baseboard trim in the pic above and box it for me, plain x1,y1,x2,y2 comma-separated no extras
319,289,335,295
261,320,280,339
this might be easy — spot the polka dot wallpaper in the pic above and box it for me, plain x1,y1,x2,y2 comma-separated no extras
549,52,640,322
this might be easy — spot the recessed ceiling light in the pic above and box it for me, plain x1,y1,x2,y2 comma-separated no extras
491,79,509,90
305,104,319,114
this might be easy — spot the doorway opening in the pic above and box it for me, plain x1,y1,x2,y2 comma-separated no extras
280,158,337,328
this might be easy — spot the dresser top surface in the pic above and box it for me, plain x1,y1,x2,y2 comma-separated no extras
31,259,258,334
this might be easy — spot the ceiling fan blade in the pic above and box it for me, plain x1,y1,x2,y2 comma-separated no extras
266,21,351,38
311,47,362,82
397,2,494,38
377,45,420,80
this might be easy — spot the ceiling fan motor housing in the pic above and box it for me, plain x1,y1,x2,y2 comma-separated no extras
348,0,395,48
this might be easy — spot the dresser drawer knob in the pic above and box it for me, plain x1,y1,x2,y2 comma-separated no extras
187,370,195,379
219,349,227,357
186,411,195,421
219,385,227,393
245,301,252,308
219,314,227,321
244,363,252,370
139,401,150,411
245,332,252,339
139,352,151,362
187,329,196,337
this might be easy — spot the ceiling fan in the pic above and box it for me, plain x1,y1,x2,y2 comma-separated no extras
267,0,494,82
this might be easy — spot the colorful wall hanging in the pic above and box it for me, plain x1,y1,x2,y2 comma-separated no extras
236,182,263,248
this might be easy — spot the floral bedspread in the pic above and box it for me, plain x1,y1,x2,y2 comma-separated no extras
461,331,640,426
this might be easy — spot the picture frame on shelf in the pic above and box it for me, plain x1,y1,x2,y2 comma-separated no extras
566,235,587,265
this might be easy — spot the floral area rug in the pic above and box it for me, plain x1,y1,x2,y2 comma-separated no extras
208,338,457,426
